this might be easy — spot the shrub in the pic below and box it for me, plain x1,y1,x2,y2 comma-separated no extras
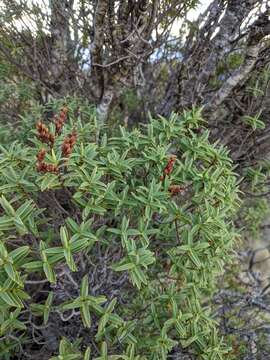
0,102,240,359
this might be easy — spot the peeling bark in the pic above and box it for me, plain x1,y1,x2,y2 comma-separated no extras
205,13,270,112
96,86,115,124
159,0,264,115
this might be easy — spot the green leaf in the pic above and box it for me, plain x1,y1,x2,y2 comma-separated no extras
188,250,201,268
16,200,35,221
44,292,53,324
23,260,43,271
84,347,91,360
4,262,21,285
60,226,69,248
40,174,60,191
14,216,28,235
43,262,56,284
113,262,135,272
61,298,82,311
81,302,91,328
9,246,30,264
0,216,14,231
80,275,89,298
0,196,15,216
0,290,23,308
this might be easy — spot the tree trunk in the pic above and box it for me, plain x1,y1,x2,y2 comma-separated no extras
49,0,73,95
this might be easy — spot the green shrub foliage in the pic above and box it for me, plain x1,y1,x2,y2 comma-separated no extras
0,102,240,359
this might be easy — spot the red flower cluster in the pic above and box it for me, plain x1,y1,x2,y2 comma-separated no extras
35,108,76,174
168,185,184,195
54,106,68,134
36,121,55,146
62,131,77,157
36,148,46,162
36,162,58,173
36,149,58,174
160,155,177,181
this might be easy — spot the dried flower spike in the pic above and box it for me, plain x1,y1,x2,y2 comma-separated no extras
36,120,55,146
36,161,58,174
169,185,184,195
62,131,77,158
36,149,46,162
54,106,68,135
160,155,177,180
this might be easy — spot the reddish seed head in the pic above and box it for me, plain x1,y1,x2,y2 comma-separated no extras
36,120,55,145
48,164,58,173
36,161,58,174
36,162,43,172
54,107,68,135
61,132,77,157
169,185,184,195
37,149,46,162
49,133,55,143
63,143,71,153
161,155,177,179
59,111,65,119
69,133,77,146
57,106,68,116
36,121,43,130
47,164,53,172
